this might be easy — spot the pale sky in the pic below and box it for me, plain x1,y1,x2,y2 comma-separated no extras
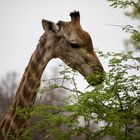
0,0,136,83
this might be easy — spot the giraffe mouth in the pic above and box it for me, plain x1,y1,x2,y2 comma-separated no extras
66,61,105,86
85,66,105,86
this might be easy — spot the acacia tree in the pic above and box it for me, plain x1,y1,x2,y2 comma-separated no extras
21,51,139,140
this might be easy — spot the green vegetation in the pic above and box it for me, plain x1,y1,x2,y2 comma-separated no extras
21,50,140,140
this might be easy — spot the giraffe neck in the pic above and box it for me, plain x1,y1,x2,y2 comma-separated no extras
0,33,53,139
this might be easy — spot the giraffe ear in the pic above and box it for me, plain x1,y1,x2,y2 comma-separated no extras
42,19,58,32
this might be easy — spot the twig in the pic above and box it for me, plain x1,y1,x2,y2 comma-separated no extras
106,23,136,34
91,123,110,139
59,85,83,94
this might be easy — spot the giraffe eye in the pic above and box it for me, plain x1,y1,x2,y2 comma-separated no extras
70,43,80,48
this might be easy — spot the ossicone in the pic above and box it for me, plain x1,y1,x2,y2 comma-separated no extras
70,11,80,23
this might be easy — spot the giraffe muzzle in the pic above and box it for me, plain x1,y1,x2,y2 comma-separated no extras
86,66,105,86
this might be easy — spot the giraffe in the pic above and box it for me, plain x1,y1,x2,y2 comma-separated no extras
0,11,104,139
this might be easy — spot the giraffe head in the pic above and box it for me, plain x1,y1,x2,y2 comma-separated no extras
42,11,105,85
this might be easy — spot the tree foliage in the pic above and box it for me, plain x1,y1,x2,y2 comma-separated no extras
20,50,140,140
108,0,140,51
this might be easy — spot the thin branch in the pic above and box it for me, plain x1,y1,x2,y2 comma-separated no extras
91,123,110,139
58,85,83,94
116,93,123,111
41,77,64,82
106,23,136,34
40,84,83,95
